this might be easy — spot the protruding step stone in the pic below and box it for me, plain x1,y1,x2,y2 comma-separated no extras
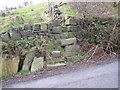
31,57,44,72
61,38,77,46
51,51,61,58
47,63,66,68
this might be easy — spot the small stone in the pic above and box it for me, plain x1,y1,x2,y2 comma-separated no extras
51,51,61,58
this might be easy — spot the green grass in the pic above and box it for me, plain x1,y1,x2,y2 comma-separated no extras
60,5,76,16
18,70,30,75
67,52,85,64
0,2,76,34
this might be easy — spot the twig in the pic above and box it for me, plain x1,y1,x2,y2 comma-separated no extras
87,44,99,61
83,46,95,61
106,22,117,52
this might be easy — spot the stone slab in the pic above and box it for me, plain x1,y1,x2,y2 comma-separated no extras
31,57,44,72
61,38,77,46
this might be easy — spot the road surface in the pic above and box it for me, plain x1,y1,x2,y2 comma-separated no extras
4,60,118,88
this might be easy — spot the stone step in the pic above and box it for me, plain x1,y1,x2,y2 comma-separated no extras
47,63,66,67
61,38,77,46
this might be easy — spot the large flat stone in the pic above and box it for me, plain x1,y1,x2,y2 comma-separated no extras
51,51,61,58
22,47,36,71
52,26,61,34
31,57,44,72
61,38,77,46
2,56,19,77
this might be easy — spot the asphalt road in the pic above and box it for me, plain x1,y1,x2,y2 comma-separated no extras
4,60,118,88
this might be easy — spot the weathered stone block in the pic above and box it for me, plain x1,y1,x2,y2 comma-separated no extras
11,31,22,41
33,23,41,31
24,24,33,30
65,17,77,26
48,23,53,31
52,26,61,34
41,23,48,30
1,32,10,42
65,45,79,52
31,57,44,72
52,19,61,26
61,38,77,46
61,26,68,32
22,47,36,71
51,51,61,58
20,30,33,37
2,56,19,77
